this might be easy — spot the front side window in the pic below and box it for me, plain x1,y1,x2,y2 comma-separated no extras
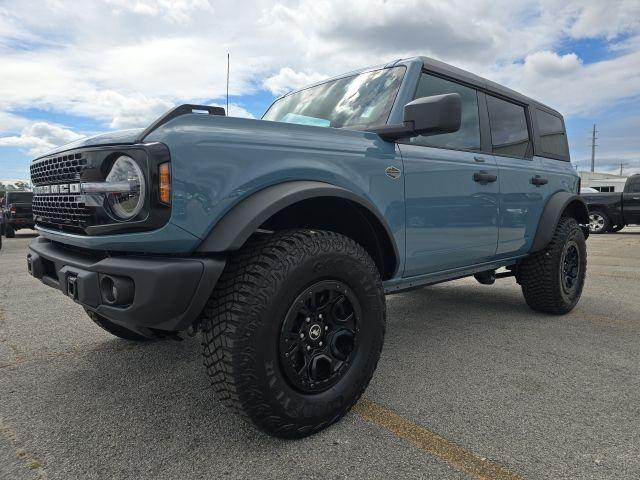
536,109,569,159
408,73,480,150
487,95,531,158
262,67,405,130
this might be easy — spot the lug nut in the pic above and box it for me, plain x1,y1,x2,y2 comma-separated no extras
306,346,311,351
319,341,323,347
305,317,310,323
319,314,323,319
324,325,328,331
299,333,304,339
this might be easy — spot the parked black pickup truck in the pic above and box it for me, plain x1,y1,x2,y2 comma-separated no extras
582,174,640,233
1,191,34,238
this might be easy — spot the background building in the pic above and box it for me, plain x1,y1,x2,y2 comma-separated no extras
578,171,628,192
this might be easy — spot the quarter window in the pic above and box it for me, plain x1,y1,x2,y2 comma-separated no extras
486,95,531,158
409,73,480,150
536,109,569,159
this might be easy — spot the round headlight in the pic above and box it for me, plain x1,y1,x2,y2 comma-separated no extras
105,156,146,220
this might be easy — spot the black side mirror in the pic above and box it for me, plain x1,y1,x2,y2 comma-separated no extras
369,93,461,141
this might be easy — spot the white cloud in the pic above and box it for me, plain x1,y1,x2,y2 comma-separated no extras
0,0,639,169
0,122,83,157
263,68,327,95
563,0,640,40
104,0,214,23
489,49,640,116
0,111,29,134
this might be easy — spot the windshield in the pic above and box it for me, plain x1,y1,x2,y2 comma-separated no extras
262,66,405,131
6,192,33,203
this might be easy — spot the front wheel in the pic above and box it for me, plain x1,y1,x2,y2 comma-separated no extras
200,229,386,438
588,210,610,234
517,216,587,314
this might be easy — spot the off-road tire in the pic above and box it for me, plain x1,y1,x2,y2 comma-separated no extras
200,229,386,438
85,309,150,341
5,223,15,238
588,210,610,234
517,216,586,314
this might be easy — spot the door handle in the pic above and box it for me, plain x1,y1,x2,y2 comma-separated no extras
473,172,498,183
531,176,548,186
473,156,486,163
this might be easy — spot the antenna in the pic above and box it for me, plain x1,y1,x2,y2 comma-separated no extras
226,53,230,116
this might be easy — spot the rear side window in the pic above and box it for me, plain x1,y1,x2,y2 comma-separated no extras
486,95,531,158
536,109,569,160
408,73,480,151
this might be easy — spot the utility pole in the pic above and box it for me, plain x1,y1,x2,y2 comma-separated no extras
590,124,597,172
620,163,628,177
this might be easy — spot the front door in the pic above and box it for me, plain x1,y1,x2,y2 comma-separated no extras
623,175,640,224
400,73,499,276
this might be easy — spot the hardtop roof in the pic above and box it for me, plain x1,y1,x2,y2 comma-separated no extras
415,56,561,116
274,56,562,118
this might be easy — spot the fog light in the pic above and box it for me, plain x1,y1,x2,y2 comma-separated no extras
100,275,134,306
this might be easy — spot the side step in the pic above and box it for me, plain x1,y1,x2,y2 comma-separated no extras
474,269,516,285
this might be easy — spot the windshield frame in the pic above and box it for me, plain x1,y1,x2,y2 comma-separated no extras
262,65,407,132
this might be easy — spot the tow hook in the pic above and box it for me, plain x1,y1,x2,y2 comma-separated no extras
66,274,78,300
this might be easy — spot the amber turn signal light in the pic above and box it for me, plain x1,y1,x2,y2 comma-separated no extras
159,163,171,204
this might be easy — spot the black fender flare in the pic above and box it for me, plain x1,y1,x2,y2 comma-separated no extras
530,192,589,252
196,180,400,273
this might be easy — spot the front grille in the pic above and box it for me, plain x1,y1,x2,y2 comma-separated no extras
31,195,92,231
30,153,87,185
31,150,93,233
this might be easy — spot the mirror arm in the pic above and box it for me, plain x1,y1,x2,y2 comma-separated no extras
367,122,416,141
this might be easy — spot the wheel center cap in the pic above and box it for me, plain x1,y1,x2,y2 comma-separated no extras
309,324,322,341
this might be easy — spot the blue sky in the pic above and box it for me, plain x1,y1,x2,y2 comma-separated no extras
1,0,639,182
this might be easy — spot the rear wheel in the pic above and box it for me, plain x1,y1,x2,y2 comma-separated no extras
200,229,385,438
517,216,587,314
588,210,610,234
85,309,150,341
5,223,15,238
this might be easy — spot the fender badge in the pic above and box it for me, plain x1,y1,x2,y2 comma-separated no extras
385,165,401,179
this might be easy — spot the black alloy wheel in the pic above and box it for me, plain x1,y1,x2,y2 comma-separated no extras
279,280,360,393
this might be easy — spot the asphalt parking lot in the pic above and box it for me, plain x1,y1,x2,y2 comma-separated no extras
1,228,640,479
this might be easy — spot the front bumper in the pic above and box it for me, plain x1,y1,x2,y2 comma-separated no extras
27,237,225,337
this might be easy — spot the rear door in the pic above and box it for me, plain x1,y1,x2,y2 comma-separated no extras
486,94,546,256
399,72,499,276
623,176,640,224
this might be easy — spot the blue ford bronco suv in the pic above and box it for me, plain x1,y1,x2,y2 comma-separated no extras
26,57,589,438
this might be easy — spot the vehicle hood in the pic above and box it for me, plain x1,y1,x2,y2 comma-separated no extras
35,128,144,159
